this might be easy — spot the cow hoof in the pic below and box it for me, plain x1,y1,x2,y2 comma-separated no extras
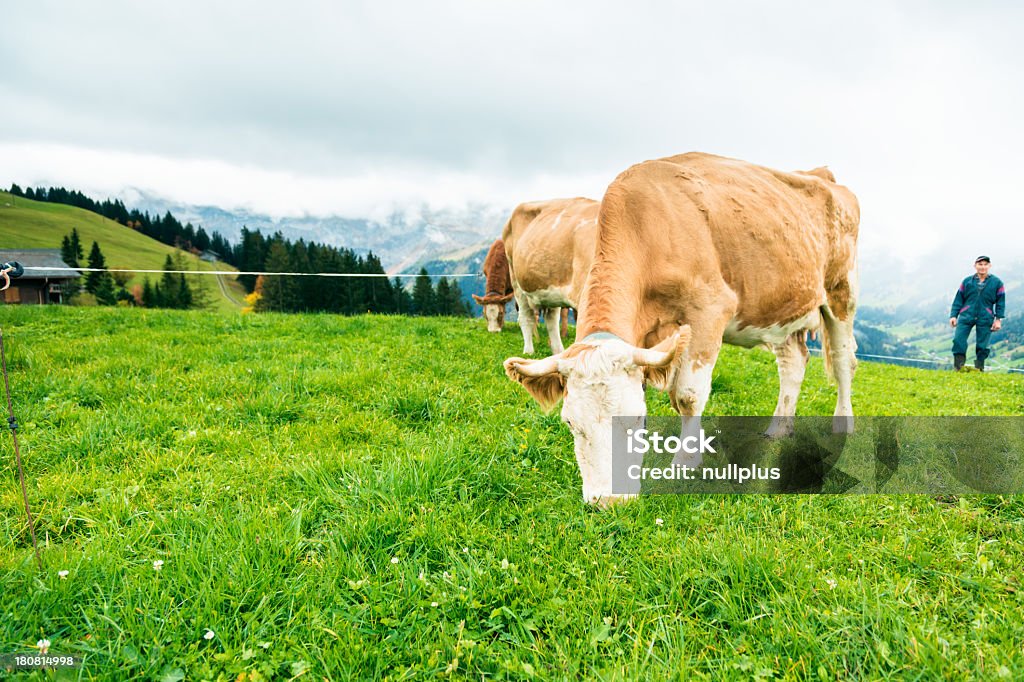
671,453,703,469
765,418,795,439
832,415,855,434
587,493,638,508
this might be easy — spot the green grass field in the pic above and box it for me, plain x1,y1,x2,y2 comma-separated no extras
0,192,246,313
1,306,1022,680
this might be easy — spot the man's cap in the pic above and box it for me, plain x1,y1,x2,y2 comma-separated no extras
975,255,991,263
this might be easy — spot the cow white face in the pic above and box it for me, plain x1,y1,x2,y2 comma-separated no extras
504,329,690,506
473,293,513,332
482,303,504,332
560,344,647,505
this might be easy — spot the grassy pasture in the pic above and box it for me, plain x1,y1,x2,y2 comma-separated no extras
0,306,1022,680
0,191,246,313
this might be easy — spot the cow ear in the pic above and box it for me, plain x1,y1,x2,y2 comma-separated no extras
504,356,565,412
642,326,691,390
499,292,515,304
472,294,485,304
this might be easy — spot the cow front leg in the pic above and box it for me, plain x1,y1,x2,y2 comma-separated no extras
516,292,538,354
668,301,734,468
766,331,810,438
544,307,565,354
671,355,718,469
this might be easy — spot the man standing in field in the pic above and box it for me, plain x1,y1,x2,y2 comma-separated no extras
950,256,1005,371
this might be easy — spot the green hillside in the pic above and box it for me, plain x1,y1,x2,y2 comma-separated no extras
0,191,246,313
1,307,1022,679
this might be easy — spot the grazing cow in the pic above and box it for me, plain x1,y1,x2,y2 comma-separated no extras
472,239,515,332
502,197,600,354
504,153,860,505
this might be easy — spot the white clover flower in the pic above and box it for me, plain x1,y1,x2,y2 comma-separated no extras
390,556,400,564
655,518,664,526
203,629,215,640
826,578,838,590
153,560,164,571
58,570,69,579
37,639,51,654
431,601,439,607
500,559,509,570
462,547,469,554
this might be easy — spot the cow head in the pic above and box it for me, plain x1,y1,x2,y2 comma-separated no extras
504,327,690,506
473,292,515,332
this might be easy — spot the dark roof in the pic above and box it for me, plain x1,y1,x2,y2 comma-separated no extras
0,249,81,279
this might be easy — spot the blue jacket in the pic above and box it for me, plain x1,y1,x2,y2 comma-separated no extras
951,274,1005,323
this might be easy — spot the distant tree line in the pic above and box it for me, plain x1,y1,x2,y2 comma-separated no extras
13,183,471,317
58,228,198,308
9,183,233,259
243,228,467,316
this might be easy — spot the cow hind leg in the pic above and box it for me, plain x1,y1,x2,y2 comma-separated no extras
766,332,810,438
821,304,857,433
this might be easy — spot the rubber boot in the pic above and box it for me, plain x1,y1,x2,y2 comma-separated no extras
953,354,966,371
974,357,985,372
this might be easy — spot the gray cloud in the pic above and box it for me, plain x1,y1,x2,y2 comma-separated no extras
2,0,1023,258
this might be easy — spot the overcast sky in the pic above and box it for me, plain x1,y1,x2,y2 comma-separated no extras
2,0,1022,261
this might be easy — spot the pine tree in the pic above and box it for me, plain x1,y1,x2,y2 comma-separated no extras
60,230,82,268
363,253,390,313
412,268,435,316
60,235,76,267
171,252,195,309
237,228,266,293
436,278,452,315
86,241,107,293
194,226,211,252
440,277,467,316
70,229,84,264
392,278,411,314
142,278,157,307
94,273,117,305
291,240,312,312
256,241,299,312
159,255,180,308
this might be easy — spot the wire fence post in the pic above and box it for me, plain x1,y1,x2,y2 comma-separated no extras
0,328,43,571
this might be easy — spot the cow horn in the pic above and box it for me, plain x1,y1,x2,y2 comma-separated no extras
632,344,673,368
509,354,560,377
631,326,692,367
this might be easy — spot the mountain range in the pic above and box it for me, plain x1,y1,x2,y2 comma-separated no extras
123,188,507,275
121,189,1024,369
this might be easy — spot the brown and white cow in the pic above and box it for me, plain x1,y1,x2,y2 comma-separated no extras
502,197,600,354
472,239,515,332
504,153,860,505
